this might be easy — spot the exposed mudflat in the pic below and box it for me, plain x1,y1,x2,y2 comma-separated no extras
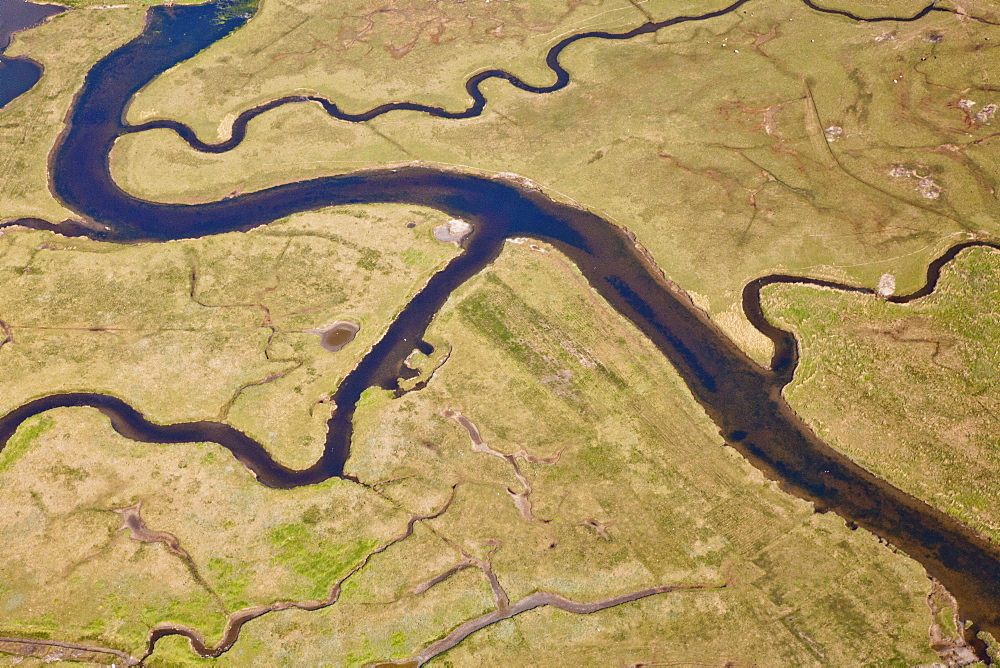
433,218,471,244
309,320,360,352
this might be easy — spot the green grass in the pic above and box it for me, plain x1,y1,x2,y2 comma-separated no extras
125,0,648,142
206,558,253,609
268,523,378,600
1,6,151,222
0,415,53,473
0,207,457,469
56,0,212,7
1,0,994,662
0,239,950,665
338,241,941,665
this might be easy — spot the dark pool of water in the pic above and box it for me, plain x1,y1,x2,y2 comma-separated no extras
1,0,997,657
0,56,41,108
0,0,64,50
319,321,359,352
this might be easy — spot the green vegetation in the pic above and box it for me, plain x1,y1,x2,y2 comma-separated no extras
125,0,648,142
1,5,150,222
0,406,404,657
194,241,945,665
55,1,213,7
983,629,1000,663
206,558,252,610
268,523,379,600
2,0,998,663
0,0,248,225
763,246,1000,543
0,415,53,473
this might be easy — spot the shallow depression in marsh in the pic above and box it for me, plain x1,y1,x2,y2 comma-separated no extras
314,321,360,353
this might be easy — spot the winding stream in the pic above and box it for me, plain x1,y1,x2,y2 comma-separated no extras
2,0,999,658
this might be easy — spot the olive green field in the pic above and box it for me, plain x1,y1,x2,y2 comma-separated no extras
108,0,1000,364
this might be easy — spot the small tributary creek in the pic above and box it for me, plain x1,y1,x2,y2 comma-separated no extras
0,0,998,658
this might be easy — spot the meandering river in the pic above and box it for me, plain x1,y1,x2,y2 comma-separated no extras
1,0,998,657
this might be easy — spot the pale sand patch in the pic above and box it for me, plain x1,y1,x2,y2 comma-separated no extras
715,305,774,368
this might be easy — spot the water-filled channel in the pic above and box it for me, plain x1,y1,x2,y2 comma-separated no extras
1,0,998,656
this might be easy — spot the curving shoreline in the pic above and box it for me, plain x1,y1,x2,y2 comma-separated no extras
0,0,67,110
1,0,1000,660
742,241,1000,385
119,0,756,151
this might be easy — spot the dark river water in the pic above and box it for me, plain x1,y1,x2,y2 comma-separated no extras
0,0,64,109
0,0,997,657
